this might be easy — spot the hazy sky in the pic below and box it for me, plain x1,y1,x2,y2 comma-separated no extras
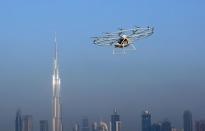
0,0,205,131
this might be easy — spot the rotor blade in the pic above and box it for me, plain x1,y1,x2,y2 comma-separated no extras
91,37,99,39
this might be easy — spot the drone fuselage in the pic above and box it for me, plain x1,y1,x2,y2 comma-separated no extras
115,36,129,48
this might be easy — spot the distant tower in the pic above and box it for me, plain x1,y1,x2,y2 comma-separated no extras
73,123,80,131
22,115,33,131
142,111,151,131
111,108,121,131
161,120,171,131
81,118,90,131
183,110,193,131
52,34,63,131
91,122,98,131
40,120,49,131
15,109,22,131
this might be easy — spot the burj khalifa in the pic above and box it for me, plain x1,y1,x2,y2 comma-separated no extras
52,35,63,131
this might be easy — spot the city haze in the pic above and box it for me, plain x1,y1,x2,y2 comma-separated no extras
0,1,205,131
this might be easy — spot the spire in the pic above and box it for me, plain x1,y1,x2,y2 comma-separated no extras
54,32,58,63
54,32,59,73
113,107,117,114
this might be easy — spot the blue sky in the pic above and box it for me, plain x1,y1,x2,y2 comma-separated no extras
0,0,205,131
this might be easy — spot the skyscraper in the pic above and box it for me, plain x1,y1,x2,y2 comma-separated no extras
52,34,63,131
15,109,22,131
111,108,120,131
22,115,33,131
91,122,98,131
161,120,171,131
81,118,89,131
40,120,49,131
183,110,193,131
73,123,80,131
142,111,151,131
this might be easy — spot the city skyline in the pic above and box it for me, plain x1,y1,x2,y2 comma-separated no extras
0,1,205,131
14,109,205,131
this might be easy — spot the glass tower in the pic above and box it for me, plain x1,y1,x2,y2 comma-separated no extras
183,110,193,131
22,115,33,131
15,109,22,131
111,108,120,131
142,111,151,131
81,118,89,131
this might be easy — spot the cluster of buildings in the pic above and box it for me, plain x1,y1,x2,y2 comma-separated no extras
72,108,121,131
141,110,205,131
14,109,205,131
14,108,121,131
15,109,48,131
72,110,205,131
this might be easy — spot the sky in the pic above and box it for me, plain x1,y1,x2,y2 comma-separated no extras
0,0,205,131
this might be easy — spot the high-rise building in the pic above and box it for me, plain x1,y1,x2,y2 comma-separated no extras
15,109,22,131
111,108,120,131
142,111,151,131
195,120,205,131
183,110,193,131
52,34,63,131
73,123,80,131
82,118,89,131
91,122,98,131
161,120,171,131
22,115,33,131
152,123,161,131
40,120,49,131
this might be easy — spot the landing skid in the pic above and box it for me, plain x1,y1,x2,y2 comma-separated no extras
112,44,136,54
